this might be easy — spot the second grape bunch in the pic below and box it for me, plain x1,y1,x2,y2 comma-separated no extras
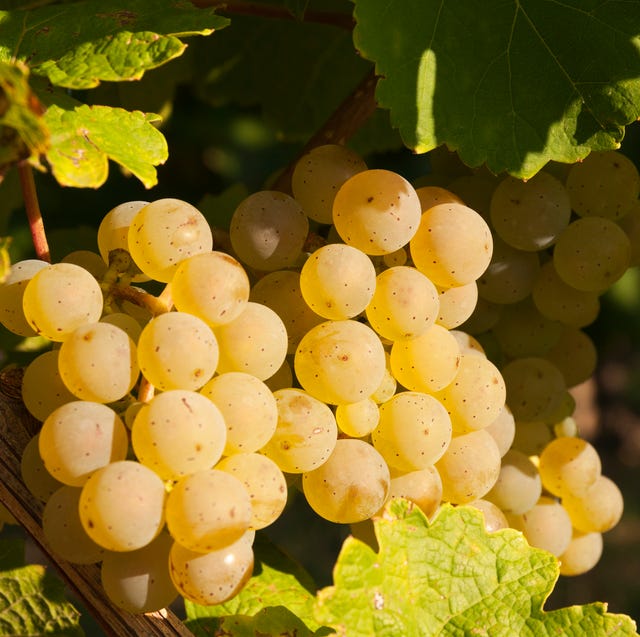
2,144,628,614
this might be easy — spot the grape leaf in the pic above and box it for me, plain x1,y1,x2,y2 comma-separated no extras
0,0,228,89
0,561,83,636
353,0,640,178
185,534,331,636
315,500,639,637
43,101,167,188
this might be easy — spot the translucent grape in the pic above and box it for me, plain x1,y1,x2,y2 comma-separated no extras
131,390,227,481
101,312,143,342
43,486,106,564
332,169,422,255
385,465,442,519
460,297,502,335
335,398,380,438
21,434,63,502
466,499,509,533
137,311,218,391
58,322,139,403
561,475,623,533
565,150,640,220
483,405,516,457
511,420,553,457
200,372,278,455
171,251,250,327
61,250,108,281
169,532,254,606
22,263,103,341
39,401,128,486
79,460,166,551
436,429,501,504
370,363,397,404
165,469,252,552
544,327,597,388
446,174,498,218
214,302,287,380
490,172,571,251
249,270,323,354
382,248,408,267
128,198,213,282
371,391,452,471
260,388,337,473
558,530,603,576
291,144,367,224
21,350,76,422
101,531,177,613
0,259,48,336
410,202,492,287
365,266,440,341
553,217,631,292
302,439,390,524
215,453,288,530
300,243,376,320
294,320,386,404
229,191,308,271
389,324,461,394
415,185,463,210
435,281,478,330
448,330,486,358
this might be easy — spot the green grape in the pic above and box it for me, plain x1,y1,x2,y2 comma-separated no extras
561,475,623,533
389,323,461,394
371,391,452,471
484,449,541,515
448,330,486,358
501,357,567,423
58,322,139,403
100,312,143,342
558,530,603,576
532,260,600,328
332,169,422,255
169,532,254,606
435,281,478,330
385,465,442,518
22,263,104,342
370,361,397,404
165,469,252,552
230,191,309,271
137,311,218,391
410,202,493,287
128,198,213,282
436,429,501,505
21,350,76,421
544,326,597,388
508,496,572,557
415,185,463,210
382,247,408,267
492,298,562,359
565,150,640,220
0,259,49,336
511,420,553,457
490,171,571,251
215,453,288,530
294,320,386,405
300,243,376,320
200,372,278,455
302,438,390,524
101,531,177,613
132,390,227,481
365,266,439,341
538,436,601,498
39,401,128,486
79,460,166,551
20,434,63,503
484,405,516,457
446,174,498,218
214,301,288,381
171,251,250,327
61,251,107,281
291,143,367,224
249,270,323,354
459,297,503,335
43,486,106,564
260,388,337,473
466,499,509,533
477,236,540,304
335,398,380,437
437,354,506,433
553,217,631,292
618,198,640,266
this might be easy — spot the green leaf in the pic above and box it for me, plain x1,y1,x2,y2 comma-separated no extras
43,102,167,188
315,500,639,637
185,534,331,636
0,0,228,89
353,0,640,178
0,563,83,636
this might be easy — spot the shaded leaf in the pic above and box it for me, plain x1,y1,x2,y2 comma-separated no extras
315,500,639,636
353,0,640,177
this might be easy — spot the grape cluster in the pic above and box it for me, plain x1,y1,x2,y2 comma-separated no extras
0,146,630,613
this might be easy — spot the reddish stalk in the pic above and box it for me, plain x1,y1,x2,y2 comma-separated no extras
18,162,50,263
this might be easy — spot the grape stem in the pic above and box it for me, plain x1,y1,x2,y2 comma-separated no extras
108,283,172,316
17,162,50,263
